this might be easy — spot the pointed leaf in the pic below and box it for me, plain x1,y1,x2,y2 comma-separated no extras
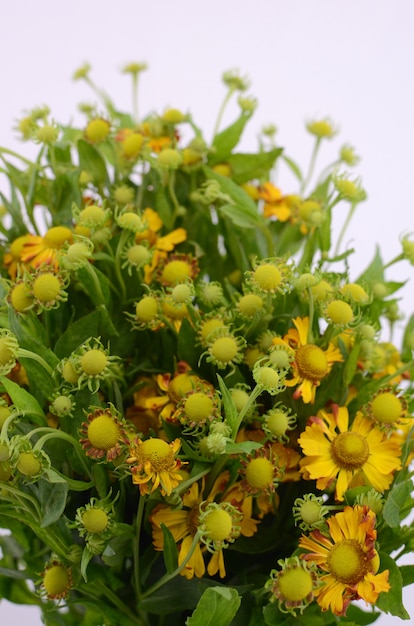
77,139,108,186
161,522,179,574
0,376,45,423
227,148,282,184
376,552,410,619
383,480,413,528
211,112,253,163
38,478,68,527
186,586,241,626
217,374,238,436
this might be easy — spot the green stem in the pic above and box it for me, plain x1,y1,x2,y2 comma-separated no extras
114,230,130,303
167,171,181,225
0,484,42,521
17,348,54,376
301,137,321,195
82,261,108,305
306,287,315,343
212,88,235,140
84,581,145,625
140,531,202,599
31,429,92,479
333,201,356,257
383,253,405,271
133,494,146,601
0,146,42,167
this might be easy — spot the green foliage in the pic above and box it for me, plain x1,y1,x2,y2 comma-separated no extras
0,63,412,626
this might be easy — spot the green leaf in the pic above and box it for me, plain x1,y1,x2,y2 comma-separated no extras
211,112,253,163
77,139,108,186
38,478,68,528
402,313,414,361
341,336,361,388
53,309,102,358
186,586,241,626
376,552,410,619
383,480,413,528
400,564,414,587
281,154,303,182
80,546,94,582
203,166,263,228
217,374,238,436
138,576,201,615
227,148,283,185
218,203,258,229
225,441,262,455
0,376,45,422
76,265,112,309
357,246,384,284
161,522,179,574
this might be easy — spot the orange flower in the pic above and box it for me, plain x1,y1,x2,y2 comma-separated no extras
259,182,299,222
20,226,73,269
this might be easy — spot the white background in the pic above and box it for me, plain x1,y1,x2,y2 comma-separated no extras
0,0,413,623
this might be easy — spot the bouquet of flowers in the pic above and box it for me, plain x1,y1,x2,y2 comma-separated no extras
0,62,413,626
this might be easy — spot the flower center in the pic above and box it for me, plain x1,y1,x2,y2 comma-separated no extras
80,349,108,376
0,338,14,366
161,260,192,285
184,393,214,422
199,318,225,343
331,432,369,469
122,133,144,159
67,242,91,264
238,294,264,317
211,336,238,363
245,457,274,490
278,567,313,602
327,539,368,585
168,373,199,402
87,415,121,450
43,564,71,597
253,264,281,291
33,273,61,302
16,451,41,476
299,500,322,525
255,367,280,389
295,345,329,382
326,300,354,325
82,508,109,534
230,388,250,412
140,438,173,470
85,118,110,143
266,410,289,437
127,244,150,266
62,361,79,384
203,508,233,541
118,212,143,231
43,226,73,248
370,392,403,424
79,205,107,227
10,283,34,312
136,296,158,323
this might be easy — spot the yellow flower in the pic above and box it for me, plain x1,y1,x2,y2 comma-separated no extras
281,317,343,403
80,407,128,461
3,234,34,278
19,226,73,269
298,405,402,501
259,182,299,222
127,437,184,496
299,505,390,616
150,472,259,579
41,561,73,600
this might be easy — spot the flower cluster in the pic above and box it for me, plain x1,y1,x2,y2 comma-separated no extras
0,63,413,625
